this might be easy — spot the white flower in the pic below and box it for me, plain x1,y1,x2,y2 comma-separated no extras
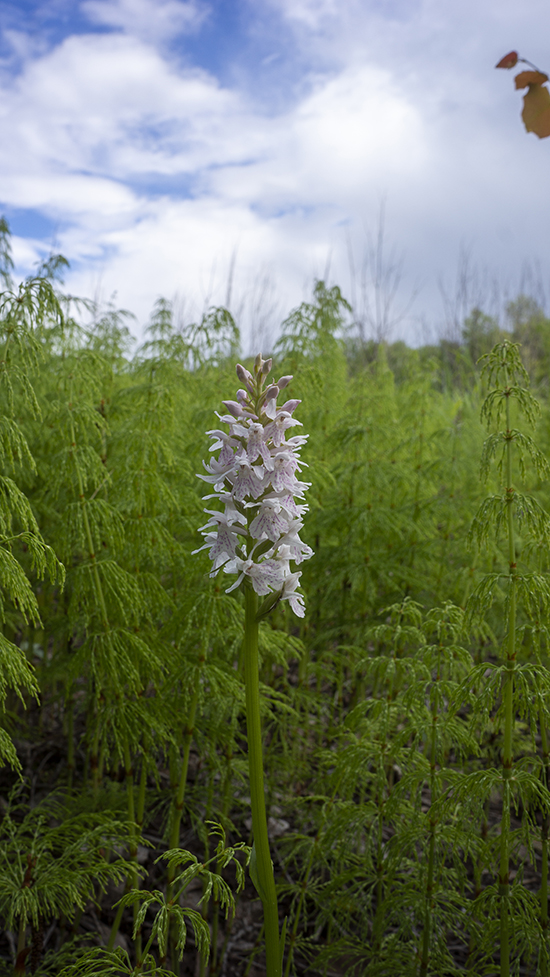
264,410,302,447
271,529,314,564
262,491,308,519
195,354,313,617
192,518,243,572
246,422,274,468
224,556,286,595
281,571,306,617
269,451,300,492
249,499,290,542
228,455,267,502
202,507,246,530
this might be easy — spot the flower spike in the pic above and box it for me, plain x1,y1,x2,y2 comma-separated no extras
195,357,313,617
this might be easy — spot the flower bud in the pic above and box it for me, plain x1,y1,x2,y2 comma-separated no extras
262,358,272,375
254,353,263,373
222,400,245,418
236,364,255,395
264,384,279,402
278,375,293,389
236,363,252,383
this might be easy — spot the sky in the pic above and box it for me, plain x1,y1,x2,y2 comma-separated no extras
0,0,549,349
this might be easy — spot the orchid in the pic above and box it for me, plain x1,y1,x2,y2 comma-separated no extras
194,353,313,617
193,353,314,977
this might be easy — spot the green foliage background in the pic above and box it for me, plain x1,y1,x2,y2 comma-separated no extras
2,217,550,975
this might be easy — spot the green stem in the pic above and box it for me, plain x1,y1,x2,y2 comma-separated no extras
108,901,124,954
90,721,100,798
419,649,441,975
66,686,74,789
244,585,281,977
499,383,517,977
14,915,26,977
243,924,265,977
283,838,319,977
375,750,386,914
168,662,201,889
167,657,203,973
125,744,143,964
108,737,138,953
375,623,401,930
198,765,215,977
137,760,147,829
210,743,236,977
97,738,106,786
69,396,109,798
69,408,109,630
135,759,148,962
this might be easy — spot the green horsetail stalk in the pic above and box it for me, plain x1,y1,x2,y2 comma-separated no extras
468,340,550,975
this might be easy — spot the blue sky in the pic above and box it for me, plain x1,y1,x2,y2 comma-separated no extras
1,0,549,348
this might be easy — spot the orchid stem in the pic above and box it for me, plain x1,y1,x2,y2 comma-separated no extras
244,584,281,977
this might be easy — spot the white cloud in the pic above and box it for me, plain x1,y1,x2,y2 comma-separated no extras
81,0,207,43
10,235,44,269
0,28,425,219
1,29,49,63
0,31,424,339
2,0,550,346
270,0,339,30
0,31,248,179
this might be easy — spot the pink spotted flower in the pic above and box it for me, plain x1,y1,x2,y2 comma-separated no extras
193,354,313,617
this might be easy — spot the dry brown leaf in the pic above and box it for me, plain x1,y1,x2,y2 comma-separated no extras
515,70,549,88
496,51,518,69
521,82,550,138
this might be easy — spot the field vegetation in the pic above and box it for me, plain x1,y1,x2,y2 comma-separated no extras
2,217,550,976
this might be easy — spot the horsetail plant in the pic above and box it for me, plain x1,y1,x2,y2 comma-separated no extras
0,268,64,769
14,214,550,976
195,353,313,977
462,340,550,975
36,335,175,964
0,790,131,972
